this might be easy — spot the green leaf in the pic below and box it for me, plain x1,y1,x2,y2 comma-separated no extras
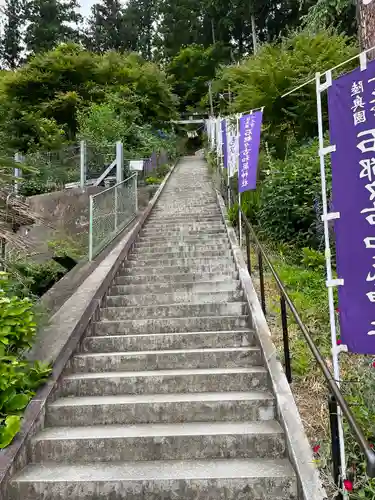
4,393,31,412
0,415,21,448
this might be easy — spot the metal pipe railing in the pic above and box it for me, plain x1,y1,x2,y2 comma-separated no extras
224,185,375,484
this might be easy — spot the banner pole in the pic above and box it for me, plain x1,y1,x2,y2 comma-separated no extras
237,113,242,245
315,71,347,494
227,161,231,207
238,192,242,246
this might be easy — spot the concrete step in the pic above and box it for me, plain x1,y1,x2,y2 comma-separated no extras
114,272,238,286
133,242,231,253
150,211,221,218
148,214,222,222
123,256,233,270
30,420,285,463
128,249,233,262
70,347,262,373
94,315,250,336
109,280,241,296
123,257,234,270
138,234,228,244
151,204,219,212
142,221,225,230
141,228,226,238
61,367,269,397
46,391,275,426
118,262,235,277
144,220,224,229
81,330,256,353
10,458,297,500
100,302,247,321
106,290,243,307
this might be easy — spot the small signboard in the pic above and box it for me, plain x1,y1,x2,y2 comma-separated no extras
129,160,144,172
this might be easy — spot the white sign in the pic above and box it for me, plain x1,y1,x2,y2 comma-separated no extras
129,160,144,172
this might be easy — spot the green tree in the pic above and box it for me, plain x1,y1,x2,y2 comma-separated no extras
0,44,177,150
86,0,128,53
24,0,81,55
0,0,24,69
300,0,357,36
168,43,230,112
157,0,205,59
124,0,156,60
213,30,356,157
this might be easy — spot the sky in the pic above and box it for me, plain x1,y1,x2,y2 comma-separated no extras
80,0,96,17
0,1,127,18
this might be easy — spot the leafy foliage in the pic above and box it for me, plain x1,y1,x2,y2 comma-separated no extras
213,30,356,158
257,139,330,249
24,0,81,56
167,43,230,112
86,0,128,53
0,272,51,448
12,260,65,297
0,0,23,69
300,0,357,36
0,44,177,152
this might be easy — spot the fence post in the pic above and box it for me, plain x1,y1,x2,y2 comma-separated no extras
80,140,87,190
114,184,118,231
89,195,94,261
280,295,292,383
134,174,138,213
116,141,123,184
245,226,251,275
14,152,23,195
328,395,343,500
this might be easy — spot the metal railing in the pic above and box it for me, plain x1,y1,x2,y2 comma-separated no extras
89,174,138,260
223,184,375,492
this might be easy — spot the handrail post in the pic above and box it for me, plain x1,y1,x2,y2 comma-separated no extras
328,394,343,500
258,250,266,315
245,225,251,275
280,295,292,383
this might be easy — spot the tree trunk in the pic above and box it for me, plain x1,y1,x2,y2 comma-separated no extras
358,0,375,57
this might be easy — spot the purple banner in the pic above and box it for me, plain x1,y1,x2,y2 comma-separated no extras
328,60,375,354
238,111,263,193
221,119,228,169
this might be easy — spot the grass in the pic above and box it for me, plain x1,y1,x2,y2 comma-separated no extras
245,240,375,498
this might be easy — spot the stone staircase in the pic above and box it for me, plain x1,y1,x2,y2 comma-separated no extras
10,157,298,499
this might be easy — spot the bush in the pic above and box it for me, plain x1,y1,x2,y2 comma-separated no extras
0,272,51,448
257,139,329,249
145,176,161,185
12,260,65,297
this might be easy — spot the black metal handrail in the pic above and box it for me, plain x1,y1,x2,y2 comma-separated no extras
224,185,375,487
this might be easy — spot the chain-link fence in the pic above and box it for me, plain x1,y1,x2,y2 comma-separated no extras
85,142,119,182
89,174,138,260
20,145,81,195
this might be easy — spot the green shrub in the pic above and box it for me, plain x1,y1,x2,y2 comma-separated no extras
301,247,326,271
48,237,85,261
155,164,170,178
12,260,65,297
0,272,51,448
257,139,330,249
145,176,161,185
